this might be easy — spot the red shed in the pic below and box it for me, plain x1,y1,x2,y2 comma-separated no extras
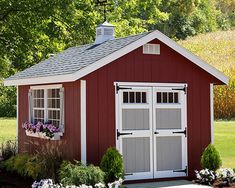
4,22,228,181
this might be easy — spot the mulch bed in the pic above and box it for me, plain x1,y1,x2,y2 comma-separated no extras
0,169,33,188
213,180,235,188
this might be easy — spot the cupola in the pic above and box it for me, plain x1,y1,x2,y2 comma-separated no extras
95,21,115,44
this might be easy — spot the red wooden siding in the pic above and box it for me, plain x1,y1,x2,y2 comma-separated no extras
18,38,221,179
83,39,220,178
18,81,81,160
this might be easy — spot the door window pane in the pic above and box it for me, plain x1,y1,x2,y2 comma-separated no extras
156,92,179,104
123,91,147,104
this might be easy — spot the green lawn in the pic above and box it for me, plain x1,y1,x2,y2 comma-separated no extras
214,121,235,168
0,118,234,167
0,118,17,145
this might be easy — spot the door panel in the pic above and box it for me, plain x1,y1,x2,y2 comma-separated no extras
117,87,153,180
153,87,187,178
123,137,150,173
122,109,149,130
156,136,182,171
155,109,181,129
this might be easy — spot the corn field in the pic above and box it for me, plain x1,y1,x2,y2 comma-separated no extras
214,69,235,120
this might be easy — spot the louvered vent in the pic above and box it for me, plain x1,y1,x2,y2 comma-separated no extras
143,44,160,55
96,28,102,36
104,28,113,35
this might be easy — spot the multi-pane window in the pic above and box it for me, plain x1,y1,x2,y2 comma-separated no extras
47,89,60,126
156,92,179,104
31,86,63,128
33,89,45,123
123,91,147,104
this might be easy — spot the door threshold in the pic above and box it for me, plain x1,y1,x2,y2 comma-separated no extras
124,176,189,184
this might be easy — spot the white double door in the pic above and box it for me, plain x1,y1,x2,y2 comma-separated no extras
116,84,187,180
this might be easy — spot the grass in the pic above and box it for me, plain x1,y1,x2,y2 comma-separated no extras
214,121,235,168
0,118,17,145
0,118,234,168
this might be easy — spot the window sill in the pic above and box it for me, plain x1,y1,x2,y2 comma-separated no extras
25,130,63,140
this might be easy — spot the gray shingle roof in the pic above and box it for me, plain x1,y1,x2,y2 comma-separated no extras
6,31,152,81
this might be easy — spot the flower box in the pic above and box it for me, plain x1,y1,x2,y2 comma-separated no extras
23,121,63,141
25,130,63,140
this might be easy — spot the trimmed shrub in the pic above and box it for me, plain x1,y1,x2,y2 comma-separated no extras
1,139,17,160
59,161,105,186
201,144,222,171
100,147,124,183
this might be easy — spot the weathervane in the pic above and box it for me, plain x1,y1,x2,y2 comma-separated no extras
96,0,112,22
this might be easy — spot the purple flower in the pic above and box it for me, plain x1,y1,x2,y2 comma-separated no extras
22,121,60,138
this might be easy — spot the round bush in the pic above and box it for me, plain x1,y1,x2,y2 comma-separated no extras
100,147,124,183
201,144,222,171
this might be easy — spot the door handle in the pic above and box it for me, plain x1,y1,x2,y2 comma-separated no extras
117,130,132,139
154,131,159,134
172,128,187,137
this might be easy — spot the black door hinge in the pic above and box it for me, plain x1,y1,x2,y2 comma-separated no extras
173,128,187,137
117,130,132,139
124,173,133,176
173,166,187,174
116,85,132,93
172,86,187,94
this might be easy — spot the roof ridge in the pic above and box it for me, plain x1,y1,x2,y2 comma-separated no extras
74,30,153,48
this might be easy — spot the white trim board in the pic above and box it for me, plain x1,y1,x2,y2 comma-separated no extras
16,86,19,153
210,84,214,144
4,30,229,86
80,80,87,165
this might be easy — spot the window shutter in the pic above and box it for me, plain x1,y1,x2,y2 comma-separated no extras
59,87,65,132
28,89,33,123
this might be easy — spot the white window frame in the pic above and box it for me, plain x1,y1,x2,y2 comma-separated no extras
30,84,64,131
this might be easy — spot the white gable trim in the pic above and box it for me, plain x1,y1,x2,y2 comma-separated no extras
4,30,228,86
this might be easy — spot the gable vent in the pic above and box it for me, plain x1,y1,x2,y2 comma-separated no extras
143,44,160,55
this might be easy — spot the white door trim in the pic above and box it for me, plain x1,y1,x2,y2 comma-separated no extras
115,82,187,88
115,82,188,180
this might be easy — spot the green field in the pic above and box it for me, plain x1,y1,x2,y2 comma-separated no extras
0,118,234,168
0,118,17,145
214,121,235,168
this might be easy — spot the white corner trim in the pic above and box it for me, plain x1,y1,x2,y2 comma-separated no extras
210,83,214,144
80,80,87,165
16,86,19,153
4,30,229,86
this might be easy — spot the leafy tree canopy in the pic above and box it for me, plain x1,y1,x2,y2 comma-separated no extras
0,0,234,117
